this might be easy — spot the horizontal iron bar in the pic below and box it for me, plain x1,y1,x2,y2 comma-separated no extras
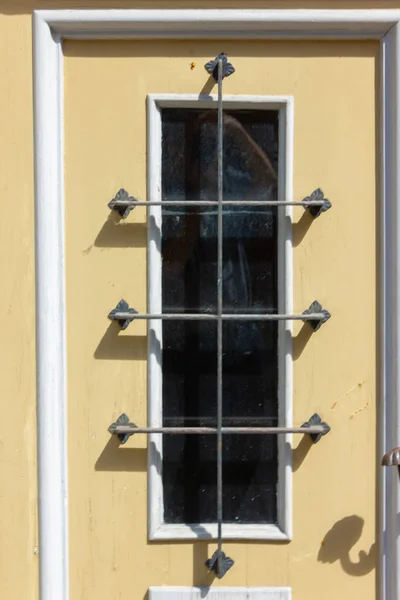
164,416,279,422
111,425,328,435
111,312,325,321
110,199,326,207
109,412,330,444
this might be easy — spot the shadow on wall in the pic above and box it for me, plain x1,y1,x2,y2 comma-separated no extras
95,434,148,471
193,536,217,590
95,434,163,474
292,324,313,360
94,321,147,360
318,515,376,576
95,211,147,248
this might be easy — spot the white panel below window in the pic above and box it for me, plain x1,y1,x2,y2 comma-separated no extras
149,587,291,599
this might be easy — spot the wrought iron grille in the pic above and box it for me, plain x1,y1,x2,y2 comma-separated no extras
107,54,332,579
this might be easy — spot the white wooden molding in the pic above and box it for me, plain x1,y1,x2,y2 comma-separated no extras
35,9,400,39
149,587,291,600
147,94,293,542
33,12,68,600
32,9,400,600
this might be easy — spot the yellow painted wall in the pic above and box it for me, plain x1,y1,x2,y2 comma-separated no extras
0,2,387,600
64,39,377,599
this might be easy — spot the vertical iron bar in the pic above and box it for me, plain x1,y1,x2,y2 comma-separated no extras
217,57,224,579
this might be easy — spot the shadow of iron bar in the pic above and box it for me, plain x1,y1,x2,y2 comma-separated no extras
94,322,147,360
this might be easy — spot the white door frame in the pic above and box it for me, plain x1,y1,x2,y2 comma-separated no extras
33,9,400,600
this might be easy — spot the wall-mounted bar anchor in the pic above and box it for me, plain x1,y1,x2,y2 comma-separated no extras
205,549,234,579
301,413,331,444
204,53,235,82
302,189,331,218
108,299,137,330
302,300,331,331
108,413,138,444
108,188,138,219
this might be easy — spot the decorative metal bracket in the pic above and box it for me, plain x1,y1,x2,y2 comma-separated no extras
205,549,234,579
108,413,138,444
108,299,138,330
302,188,331,218
301,413,331,444
302,300,331,331
204,53,235,82
108,188,137,219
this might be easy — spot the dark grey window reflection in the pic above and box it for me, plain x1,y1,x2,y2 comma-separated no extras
161,108,279,525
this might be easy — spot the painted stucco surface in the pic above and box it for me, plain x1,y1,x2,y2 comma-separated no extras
0,2,385,598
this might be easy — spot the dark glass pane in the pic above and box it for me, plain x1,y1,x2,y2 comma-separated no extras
162,320,217,524
162,211,218,313
162,109,278,314
221,210,276,313
161,108,279,525
221,321,278,523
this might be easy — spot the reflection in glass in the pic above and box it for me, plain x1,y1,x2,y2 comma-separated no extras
161,108,279,524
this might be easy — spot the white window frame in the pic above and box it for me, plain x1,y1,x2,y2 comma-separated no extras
149,587,291,600
147,94,294,541
33,9,400,600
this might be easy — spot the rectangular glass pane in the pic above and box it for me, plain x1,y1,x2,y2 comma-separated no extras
162,320,218,523
161,107,279,525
